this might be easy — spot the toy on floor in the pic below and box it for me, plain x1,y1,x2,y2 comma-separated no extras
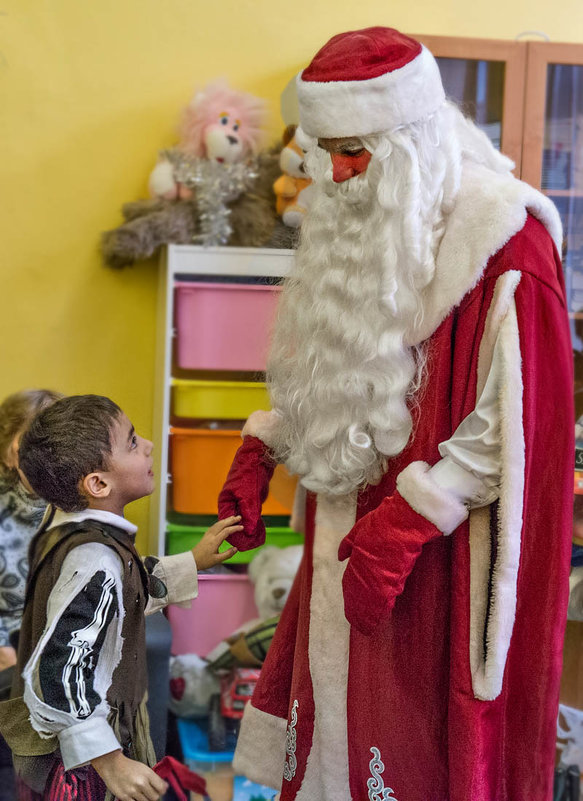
101,80,282,267
207,666,261,752
273,125,314,228
169,653,220,719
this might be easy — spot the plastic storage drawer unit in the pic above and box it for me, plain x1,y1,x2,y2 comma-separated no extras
174,282,281,371
167,523,303,563
167,574,258,656
172,378,270,421
170,427,296,516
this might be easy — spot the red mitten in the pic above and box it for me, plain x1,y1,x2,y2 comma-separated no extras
339,492,447,636
153,755,207,801
218,435,276,551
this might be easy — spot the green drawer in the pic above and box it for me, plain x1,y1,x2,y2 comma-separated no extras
166,523,303,563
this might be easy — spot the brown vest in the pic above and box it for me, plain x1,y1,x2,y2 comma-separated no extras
0,518,150,759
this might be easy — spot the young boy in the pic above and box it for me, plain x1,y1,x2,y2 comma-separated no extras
0,395,243,801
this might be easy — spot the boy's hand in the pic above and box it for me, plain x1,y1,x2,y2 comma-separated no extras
91,750,167,801
191,516,242,571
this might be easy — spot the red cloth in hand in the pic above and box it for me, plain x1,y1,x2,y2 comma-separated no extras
217,435,276,550
153,756,207,801
338,492,442,636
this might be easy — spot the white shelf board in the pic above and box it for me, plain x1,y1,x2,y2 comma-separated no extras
168,244,295,277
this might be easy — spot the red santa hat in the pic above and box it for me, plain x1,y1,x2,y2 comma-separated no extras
296,27,445,139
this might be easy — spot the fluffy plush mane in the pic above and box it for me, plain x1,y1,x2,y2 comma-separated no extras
179,78,267,157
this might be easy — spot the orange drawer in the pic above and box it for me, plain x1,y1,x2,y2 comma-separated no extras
170,427,296,516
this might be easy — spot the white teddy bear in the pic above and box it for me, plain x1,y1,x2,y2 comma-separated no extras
247,544,303,620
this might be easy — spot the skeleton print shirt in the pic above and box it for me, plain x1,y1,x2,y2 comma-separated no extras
21,508,198,770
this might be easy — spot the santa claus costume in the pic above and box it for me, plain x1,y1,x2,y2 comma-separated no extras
219,28,574,801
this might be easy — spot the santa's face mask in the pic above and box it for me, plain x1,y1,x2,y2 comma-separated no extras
318,137,372,182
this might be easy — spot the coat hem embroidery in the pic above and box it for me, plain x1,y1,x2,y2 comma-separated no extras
368,747,398,801
283,699,299,782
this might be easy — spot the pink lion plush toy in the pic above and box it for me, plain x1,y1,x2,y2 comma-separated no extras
148,79,267,200
101,80,286,267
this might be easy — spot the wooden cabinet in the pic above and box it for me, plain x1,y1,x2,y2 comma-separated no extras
412,36,583,305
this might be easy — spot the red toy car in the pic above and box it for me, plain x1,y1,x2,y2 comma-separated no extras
208,667,261,752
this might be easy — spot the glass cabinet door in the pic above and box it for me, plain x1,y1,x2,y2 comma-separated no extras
522,41,583,711
414,36,527,172
523,45,583,321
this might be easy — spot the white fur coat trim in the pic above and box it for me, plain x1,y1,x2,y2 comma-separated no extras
468,274,524,701
295,494,354,801
233,702,286,791
242,409,281,448
407,163,562,346
396,461,468,534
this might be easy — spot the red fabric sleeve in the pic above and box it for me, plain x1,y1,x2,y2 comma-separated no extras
217,435,276,550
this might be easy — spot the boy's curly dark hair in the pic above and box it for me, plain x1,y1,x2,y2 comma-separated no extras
19,395,122,512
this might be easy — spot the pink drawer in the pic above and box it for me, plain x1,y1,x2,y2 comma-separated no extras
166,574,258,657
174,282,281,371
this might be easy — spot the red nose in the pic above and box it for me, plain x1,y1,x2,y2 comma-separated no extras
331,150,372,183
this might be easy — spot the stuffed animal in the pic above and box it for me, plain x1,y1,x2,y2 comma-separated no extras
273,124,315,228
168,653,220,718
101,80,285,267
148,78,266,201
247,543,303,619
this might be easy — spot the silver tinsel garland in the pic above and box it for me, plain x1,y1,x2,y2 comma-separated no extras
162,148,259,246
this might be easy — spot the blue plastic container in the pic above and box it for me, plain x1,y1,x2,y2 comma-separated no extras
177,717,234,772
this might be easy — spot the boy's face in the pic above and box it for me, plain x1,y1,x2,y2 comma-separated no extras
104,413,155,508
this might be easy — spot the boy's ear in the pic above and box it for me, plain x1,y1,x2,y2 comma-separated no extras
81,472,112,501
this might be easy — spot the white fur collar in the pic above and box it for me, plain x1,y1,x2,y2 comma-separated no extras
406,163,562,346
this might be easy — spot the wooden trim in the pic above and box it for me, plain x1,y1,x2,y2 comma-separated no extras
501,43,527,175
409,35,527,173
560,620,583,710
522,42,583,188
522,44,552,188
411,35,518,61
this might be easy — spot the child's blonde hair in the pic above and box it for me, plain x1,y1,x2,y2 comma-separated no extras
0,389,63,482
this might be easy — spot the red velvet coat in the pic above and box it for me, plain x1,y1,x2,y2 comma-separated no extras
231,171,573,801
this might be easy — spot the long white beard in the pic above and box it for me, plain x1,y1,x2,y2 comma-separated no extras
267,104,512,496
268,151,428,496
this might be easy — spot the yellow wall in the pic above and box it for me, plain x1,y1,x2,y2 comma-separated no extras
2,0,583,548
